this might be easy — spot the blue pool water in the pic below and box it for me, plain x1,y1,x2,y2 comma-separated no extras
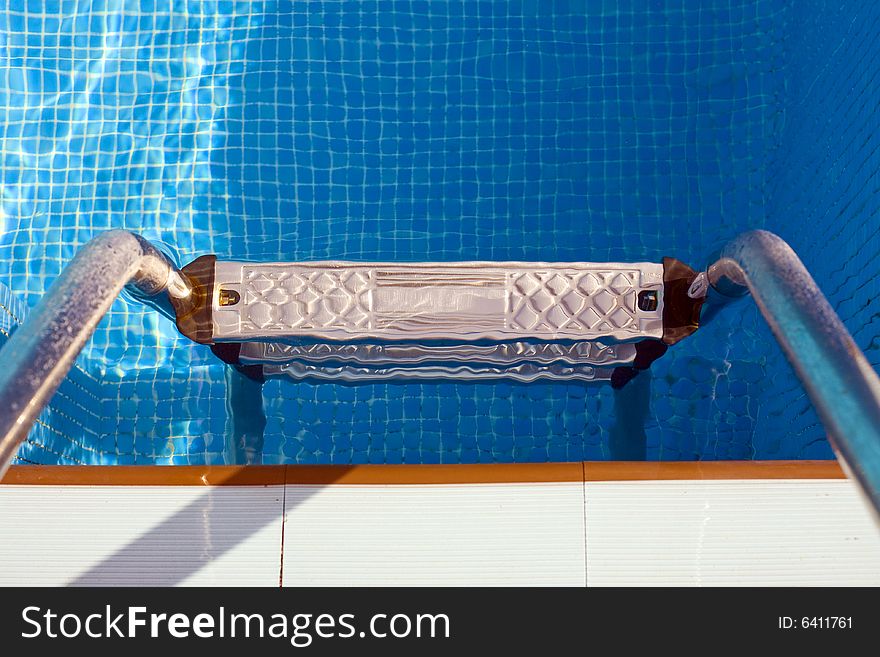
1,1,877,465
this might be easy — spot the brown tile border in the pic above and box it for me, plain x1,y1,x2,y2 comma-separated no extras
0,460,845,486
583,460,845,481
286,463,584,485
0,465,287,487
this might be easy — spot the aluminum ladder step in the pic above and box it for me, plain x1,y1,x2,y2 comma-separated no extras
262,361,616,384
172,257,703,384
241,341,634,384
238,340,637,367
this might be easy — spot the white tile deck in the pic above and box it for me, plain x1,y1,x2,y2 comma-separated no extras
0,478,876,586
281,483,587,586
0,485,284,586
584,480,880,586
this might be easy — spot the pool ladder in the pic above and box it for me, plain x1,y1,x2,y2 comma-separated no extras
0,230,878,518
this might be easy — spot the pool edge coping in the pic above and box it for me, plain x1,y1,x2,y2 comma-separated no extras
0,461,845,486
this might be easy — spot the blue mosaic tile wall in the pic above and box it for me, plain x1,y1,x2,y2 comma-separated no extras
755,1,880,458
0,1,874,464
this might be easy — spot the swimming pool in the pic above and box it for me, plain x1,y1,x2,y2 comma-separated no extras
1,1,877,465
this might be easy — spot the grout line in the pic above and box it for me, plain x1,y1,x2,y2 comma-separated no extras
278,466,288,588
582,461,588,588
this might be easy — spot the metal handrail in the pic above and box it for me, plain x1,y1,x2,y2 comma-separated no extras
0,230,194,479
706,230,880,516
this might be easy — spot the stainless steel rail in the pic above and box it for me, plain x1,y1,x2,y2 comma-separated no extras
0,230,194,479
706,230,880,516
